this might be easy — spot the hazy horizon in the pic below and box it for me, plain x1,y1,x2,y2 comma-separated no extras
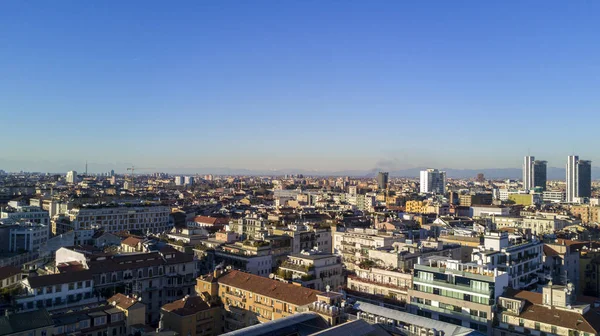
2,2,599,171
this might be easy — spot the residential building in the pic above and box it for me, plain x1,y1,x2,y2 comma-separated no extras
16,270,96,312
50,304,129,336
522,214,576,235
470,205,509,217
174,176,184,186
6,221,49,253
271,224,331,254
276,251,343,291
0,201,50,226
229,214,268,240
347,267,412,309
332,228,404,270
471,232,542,289
195,269,324,332
0,309,54,336
107,293,147,335
543,191,566,203
58,203,172,235
420,169,446,194
215,241,272,277
54,246,198,324
461,194,493,207
495,284,600,336
192,216,228,230
409,256,509,335
542,240,580,287
161,294,222,336
570,205,599,224
0,266,22,289
566,156,592,203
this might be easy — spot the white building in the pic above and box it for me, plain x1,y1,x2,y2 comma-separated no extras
1,201,50,226
184,176,194,185
523,156,534,191
8,222,49,253
59,204,172,235
543,191,565,203
420,169,446,194
16,271,96,312
471,231,543,289
66,171,78,184
174,176,184,186
470,205,509,217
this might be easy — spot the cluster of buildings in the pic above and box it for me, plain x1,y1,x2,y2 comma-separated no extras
0,159,599,336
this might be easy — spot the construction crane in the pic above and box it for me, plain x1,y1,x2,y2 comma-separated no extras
126,166,154,192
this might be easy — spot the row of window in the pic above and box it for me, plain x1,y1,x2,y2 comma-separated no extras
36,280,91,295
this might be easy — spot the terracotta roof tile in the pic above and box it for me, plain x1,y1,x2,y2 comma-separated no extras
161,296,211,316
218,270,321,306
107,293,139,310
121,237,142,247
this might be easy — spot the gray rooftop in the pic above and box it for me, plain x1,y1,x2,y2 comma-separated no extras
353,301,486,336
221,312,329,336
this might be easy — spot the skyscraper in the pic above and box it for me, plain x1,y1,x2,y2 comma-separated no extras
420,169,446,194
523,156,535,190
533,160,547,191
376,172,389,190
566,156,592,202
66,170,78,184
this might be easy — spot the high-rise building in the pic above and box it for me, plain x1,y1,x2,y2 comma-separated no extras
174,176,184,186
566,156,592,202
522,156,534,190
66,170,78,184
184,176,195,185
376,172,389,190
419,169,446,194
476,173,485,183
533,160,547,191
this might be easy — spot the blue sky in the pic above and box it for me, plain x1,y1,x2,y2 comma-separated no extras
1,1,599,173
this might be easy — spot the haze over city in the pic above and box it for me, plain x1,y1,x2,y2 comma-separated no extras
2,1,600,173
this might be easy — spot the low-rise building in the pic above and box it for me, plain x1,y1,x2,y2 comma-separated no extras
495,284,600,336
0,309,54,336
161,294,222,336
16,271,96,312
0,266,22,289
347,267,411,309
196,269,325,332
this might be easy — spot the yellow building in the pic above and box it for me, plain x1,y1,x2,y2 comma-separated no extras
161,294,222,336
196,269,336,333
571,205,599,224
107,293,146,334
405,200,427,214
508,194,534,206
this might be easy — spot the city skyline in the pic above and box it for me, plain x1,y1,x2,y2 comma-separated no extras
2,1,600,171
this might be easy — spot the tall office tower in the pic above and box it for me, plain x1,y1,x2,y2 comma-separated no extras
578,160,592,198
523,156,535,190
376,172,389,190
566,156,592,202
184,176,194,186
420,168,446,194
533,160,547,191
66,170,78,184
174,176,184,186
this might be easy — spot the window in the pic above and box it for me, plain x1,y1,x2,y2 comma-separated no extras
46,286,53,294
86,280,91,287
95,316,106,325
535,323,541,330
77,281,83,289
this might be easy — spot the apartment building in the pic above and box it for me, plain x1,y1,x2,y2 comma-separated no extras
276,251,343,291
161,294,222,336
54,246,197,324
195,269,324,332
107,293,147,335
0,221,49,253
409,256,509,335
57,203,172,235
0,266,22,289
495,284,600,336
271,224,331,254
471,232,542,289
214,241,272,277
542,240,581,287
229,214,268,240
347,267,412,309
332,228,403,270
0,309,54,336
522,214,578,235
0,201,50,226
16,271,96,312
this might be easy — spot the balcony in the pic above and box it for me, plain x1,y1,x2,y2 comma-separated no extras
411,302,488,323
347,274,409,292
279,262,314,273
224,291,247,303
413,277,492,295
